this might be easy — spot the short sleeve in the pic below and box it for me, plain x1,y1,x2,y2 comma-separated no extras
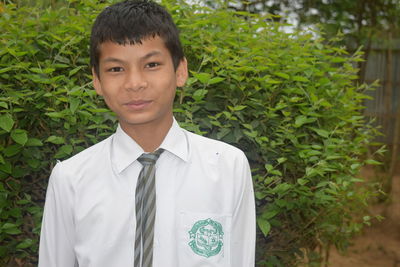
39,163,77,267
231,152,256,266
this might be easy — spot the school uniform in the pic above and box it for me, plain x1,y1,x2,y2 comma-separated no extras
39,119,256,267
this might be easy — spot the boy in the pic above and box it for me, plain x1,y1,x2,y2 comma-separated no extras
38,1,255,266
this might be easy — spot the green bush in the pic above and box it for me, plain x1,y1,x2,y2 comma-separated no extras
0,0,382,266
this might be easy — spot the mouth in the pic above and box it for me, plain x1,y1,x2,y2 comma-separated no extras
123,100,152,111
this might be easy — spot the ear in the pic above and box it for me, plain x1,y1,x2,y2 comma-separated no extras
175,58,188,87
92,68,103,96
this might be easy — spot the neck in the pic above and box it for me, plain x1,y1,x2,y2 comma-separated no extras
120,116,173,152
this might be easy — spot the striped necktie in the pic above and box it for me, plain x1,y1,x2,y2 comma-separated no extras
134,149,164,267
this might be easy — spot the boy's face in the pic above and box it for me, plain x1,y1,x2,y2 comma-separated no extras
93,36,187,130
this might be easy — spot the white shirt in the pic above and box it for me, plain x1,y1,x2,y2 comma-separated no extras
39,119,255,267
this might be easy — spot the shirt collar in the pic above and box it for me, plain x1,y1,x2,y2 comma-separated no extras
111,118,189,173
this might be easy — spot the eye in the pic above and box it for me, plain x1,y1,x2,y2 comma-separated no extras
107,67,124,72
146,62,160,68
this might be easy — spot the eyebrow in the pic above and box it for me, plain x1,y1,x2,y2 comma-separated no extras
101,58,124,64
141,50,162,60
101,51,163,64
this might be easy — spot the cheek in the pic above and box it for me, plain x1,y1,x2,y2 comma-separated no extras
98,80,121,97
98,87,120,107
165,84,177,101
153,79,176,96
101,94,115,109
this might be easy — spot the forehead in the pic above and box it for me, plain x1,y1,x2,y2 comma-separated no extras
98,36,171,61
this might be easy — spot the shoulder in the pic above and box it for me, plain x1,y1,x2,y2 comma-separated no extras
182,130,252,199
49,135,114,184
63,135,112,167
184,130,248,163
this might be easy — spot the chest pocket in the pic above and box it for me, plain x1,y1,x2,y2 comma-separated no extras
179,211,232,267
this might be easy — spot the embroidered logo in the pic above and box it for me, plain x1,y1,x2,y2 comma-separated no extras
188,218,224,258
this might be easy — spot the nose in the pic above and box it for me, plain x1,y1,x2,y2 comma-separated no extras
123,70,148,92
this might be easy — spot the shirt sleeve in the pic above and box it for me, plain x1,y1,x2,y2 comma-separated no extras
39,163,77,267
231,153,256,267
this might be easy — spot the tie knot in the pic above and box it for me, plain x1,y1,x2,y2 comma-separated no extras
137,149,164,166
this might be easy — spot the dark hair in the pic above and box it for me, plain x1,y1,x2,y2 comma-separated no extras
90,0,184,76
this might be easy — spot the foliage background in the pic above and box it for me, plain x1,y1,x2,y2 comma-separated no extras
0,0,382,266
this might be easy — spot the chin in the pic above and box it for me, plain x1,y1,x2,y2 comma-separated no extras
116,109,173,127
119,115,165,127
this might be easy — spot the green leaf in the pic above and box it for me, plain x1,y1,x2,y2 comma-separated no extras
26,138,43,147
269,169,282,176
265,78,282,84
294,115,316,127
332,57,346,63
255,191,267,200
10,129,28,145
54,55,70,64
3,144,22,157
230,105,247,111
69,66,85,76
297,178,308,185
319,99,333,108
70,97,80,113
365,159,381,165
277,157,287,164
351,163,361,170
216,128,230,139
262,210,279,220
274,72,290,80
265,164,273,172
4,228,22,235
1,223,21,235
208,77,225,85
244,130,258,138
9,208,22,218
0,162,12,174
295,115,307,127
0,102,8,109
29,67,43,73
16,239,33,249
0,114,14,132
46,136,65,145
2,223,16,229
257,217,271,236
293,76,309,82
27,158,41,169
192,72,211,84
311,128,330,138
305,167,319,178
0,67,13,74
274,183,291,193
192,89,208,101
54,144,73,158
45,112,64,118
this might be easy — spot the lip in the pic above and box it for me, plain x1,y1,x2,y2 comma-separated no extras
123,100,152,111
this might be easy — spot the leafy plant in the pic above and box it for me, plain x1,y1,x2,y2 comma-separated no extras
0,0,382,266
0,1,115,264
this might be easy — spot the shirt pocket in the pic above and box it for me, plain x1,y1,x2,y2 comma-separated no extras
178,211,232,267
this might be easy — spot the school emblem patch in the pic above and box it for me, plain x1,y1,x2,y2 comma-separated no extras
188,218,224,258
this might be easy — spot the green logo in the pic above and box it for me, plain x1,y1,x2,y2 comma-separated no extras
188,218,224,258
